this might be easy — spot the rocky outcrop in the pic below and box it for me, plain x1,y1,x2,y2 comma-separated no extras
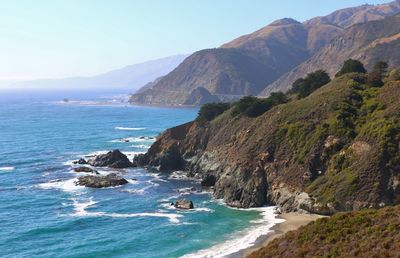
73,158,87,165
174,199,194,209
88,150,133,168
75,173,129,188
136,74,400,214
73,167,98,174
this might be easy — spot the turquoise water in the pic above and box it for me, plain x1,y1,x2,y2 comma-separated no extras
0,92,278,258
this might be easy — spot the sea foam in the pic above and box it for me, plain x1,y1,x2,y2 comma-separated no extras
37,178,84,193
181,206,284,258
115,127,146,131
72,198,183,223
0,166,15,171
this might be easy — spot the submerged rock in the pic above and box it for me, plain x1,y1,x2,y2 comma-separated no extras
88,150,133,168
73,166,98,174
75,173,128,188
174,199,194,209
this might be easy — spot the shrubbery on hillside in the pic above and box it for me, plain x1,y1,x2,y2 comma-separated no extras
289,70,331,98
367,61,389,87
196,102,231,123
335,59,366,77
248,205,400,258
231,92,287,117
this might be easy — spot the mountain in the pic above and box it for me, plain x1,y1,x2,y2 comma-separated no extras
261,12,400,96
130,48,280,105
130,0,400,106
10,55,187,93
133,72,400,213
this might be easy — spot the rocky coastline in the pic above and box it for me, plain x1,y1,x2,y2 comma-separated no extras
132,74,400,216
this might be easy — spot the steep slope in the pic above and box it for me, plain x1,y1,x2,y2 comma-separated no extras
262,13,400,96
10,55,187,93
248,205,400,258
134,73,400,214
131,1,400,106
130,48,280,105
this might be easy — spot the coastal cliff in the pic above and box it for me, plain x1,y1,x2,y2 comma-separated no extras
134,73,400,215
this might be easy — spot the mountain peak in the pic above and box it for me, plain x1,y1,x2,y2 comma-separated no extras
269,18,301,26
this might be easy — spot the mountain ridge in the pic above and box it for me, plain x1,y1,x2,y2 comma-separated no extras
130,0,400,106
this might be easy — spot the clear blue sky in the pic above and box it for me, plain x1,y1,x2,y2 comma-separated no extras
0,0,390,80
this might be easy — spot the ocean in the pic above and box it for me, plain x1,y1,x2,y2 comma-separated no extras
0,91,280,258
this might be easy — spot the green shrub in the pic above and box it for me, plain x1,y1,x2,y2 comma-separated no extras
335,59,366,77
231,92,287,118
196,102,230,123
289,70,331,98
367,61,388,87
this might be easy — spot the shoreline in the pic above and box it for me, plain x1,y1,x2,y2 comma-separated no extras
228,212,325,258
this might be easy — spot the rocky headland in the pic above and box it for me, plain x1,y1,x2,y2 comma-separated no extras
133,72,400,215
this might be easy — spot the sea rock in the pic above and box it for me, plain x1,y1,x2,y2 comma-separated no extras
174,199,194,209
73,166,98,174
75,173,128,188
73,158,87,165
88,150,133,168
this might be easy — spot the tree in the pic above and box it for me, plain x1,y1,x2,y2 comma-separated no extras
367,61,388,87
335,59,367,77
231,93,288,118
196,102,230,123
290,70,331,99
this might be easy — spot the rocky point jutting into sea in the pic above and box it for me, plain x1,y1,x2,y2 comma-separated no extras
133,72,400,216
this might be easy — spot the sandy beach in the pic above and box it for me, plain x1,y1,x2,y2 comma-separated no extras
228,212,325,258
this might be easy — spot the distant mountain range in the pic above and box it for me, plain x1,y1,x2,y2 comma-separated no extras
9,55,188,94
130,0,400,106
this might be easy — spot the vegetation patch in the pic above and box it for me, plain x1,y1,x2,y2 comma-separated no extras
248,205,400,258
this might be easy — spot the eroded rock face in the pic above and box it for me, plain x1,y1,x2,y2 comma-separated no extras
174,199,194,209
88,150,132,168
75,173,129,188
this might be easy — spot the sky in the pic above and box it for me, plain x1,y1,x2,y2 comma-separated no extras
0,0,391,81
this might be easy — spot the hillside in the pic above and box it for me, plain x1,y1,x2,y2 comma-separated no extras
133,72,400,214
248,205,400,258
129,48,279,105
130,1,400,106
262,13,400,95
10,55,187,93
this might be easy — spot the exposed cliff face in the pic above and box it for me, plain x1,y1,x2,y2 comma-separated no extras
135,74,400,214
129,48,279,106
130,1,400,106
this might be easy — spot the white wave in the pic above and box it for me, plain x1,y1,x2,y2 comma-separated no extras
72,198,182,223
123,189,145,195
115,127,146,131
110,136,155,143
0,166,14,171
130,144,150,149
192,207,213,212
63,160,76,166
181,206,285,258
150,173,168,182
168,170,188,180
37,178,84,193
